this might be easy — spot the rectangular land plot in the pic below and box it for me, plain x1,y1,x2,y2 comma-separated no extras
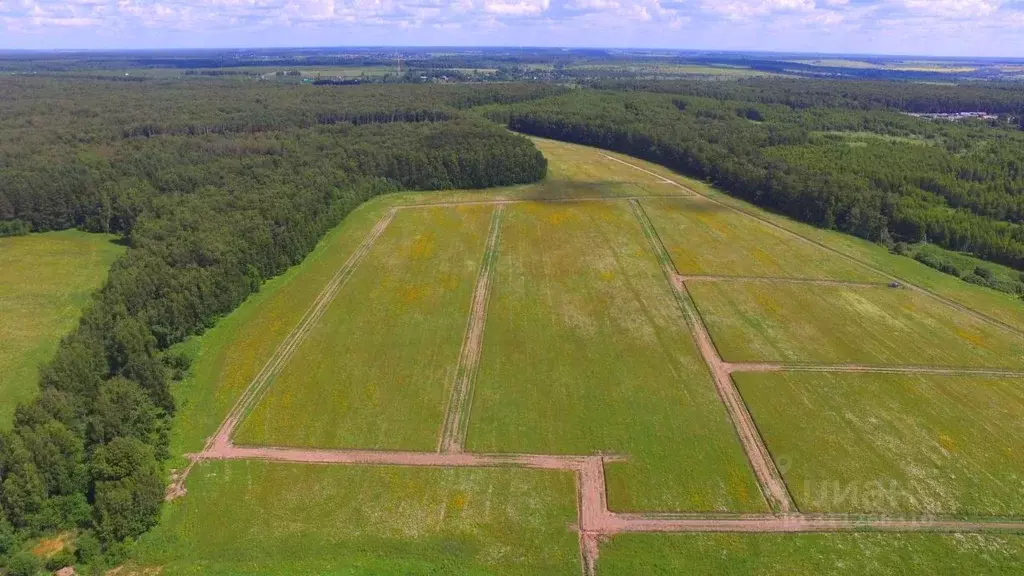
688,281,1024,368
600,533,1024,575
642,197,883,281
234,205,494,450
735,372,1024,515
530,137,688,198
467,201,766,513
133,461,580,575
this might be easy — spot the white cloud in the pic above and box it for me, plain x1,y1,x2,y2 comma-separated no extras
0,0,1023,53
483,0,549,15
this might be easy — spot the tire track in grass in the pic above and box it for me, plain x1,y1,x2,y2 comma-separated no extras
728,362,1024,378
678,274,894,288
438,205,505,453
167,208,396,500
627,198,796,513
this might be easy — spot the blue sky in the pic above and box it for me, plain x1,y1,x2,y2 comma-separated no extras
2,1,1024,56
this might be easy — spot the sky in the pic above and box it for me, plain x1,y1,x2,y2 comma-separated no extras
2,0,1024,57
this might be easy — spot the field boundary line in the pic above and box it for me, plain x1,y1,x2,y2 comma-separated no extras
438,205,505,453
678,274,895,288
728,362,1024,378
166,208,397,500
628,199,795,514
394,194,687,209
195,442,1024,535
600,153,1024,338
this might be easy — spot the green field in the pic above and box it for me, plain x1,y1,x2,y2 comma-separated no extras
642,197,882,281
599,533,1024,575
132,461,580,575
168,197,404,463
597,148,1024,332
466,201,765,513
143,137,1024,572
688,281,1024,368
0,230,123,428
235,205,493,450
530,138,686,198
735,372,1024,515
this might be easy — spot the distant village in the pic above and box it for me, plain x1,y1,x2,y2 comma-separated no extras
906,111,1001,121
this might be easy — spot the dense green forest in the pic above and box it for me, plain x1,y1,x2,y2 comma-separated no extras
594,78,1024,114
0,78,551,568
492,87,1024,290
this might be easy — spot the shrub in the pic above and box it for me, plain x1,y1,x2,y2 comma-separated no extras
73,531,100,565
44,549,75,571
6,551,42,576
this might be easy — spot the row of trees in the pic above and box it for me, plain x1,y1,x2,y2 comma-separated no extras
497,89,1024,270
0,78,548,568
595,77,1024,114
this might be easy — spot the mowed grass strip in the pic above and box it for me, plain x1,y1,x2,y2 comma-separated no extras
235,205,493,450
599,533,1024,575
642,197,883,281
689,281,1024,368
0,230,123,429
530,137,687,198
132,461,580,575
467,201,765,513
735,372,1024,516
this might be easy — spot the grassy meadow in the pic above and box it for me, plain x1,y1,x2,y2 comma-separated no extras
132,461,580,575
140,136,1024,572
735,372,1024,516
466,201,765,513
599,533,1024,575
530,138,688,198
642,197,882,281
688,281,1024,368
0,230,123,428
596,149,1024,332
235,205,493,450
167,196,404,463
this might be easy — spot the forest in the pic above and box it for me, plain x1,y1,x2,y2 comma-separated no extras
3,71,1024,569
0,78,551,569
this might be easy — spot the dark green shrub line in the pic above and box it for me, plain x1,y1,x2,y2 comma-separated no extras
0,220,30,238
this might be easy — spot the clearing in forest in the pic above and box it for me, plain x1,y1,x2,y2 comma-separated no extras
735,372,1024,516
234,205,494,450
466,201,765,513
0,230,123,428
154,138,1024,575
687,280,1024,368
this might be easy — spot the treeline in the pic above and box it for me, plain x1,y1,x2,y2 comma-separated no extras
0,78,547,569
595,77,1024,114
499,89,1024,270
